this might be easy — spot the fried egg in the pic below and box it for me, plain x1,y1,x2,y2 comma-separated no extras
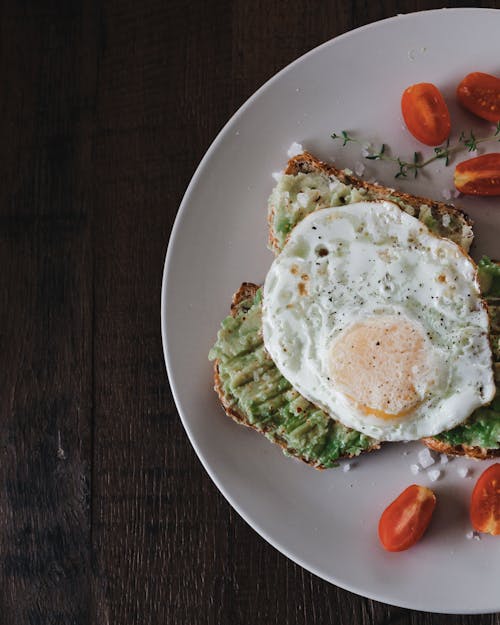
262,201,495,442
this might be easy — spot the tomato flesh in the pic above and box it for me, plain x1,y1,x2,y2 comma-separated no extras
454,153,500,196
401,83,451,146
378,484,436,552
470,463,500,535
457,72,500,123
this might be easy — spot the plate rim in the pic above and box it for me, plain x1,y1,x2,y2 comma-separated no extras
161,7,500,614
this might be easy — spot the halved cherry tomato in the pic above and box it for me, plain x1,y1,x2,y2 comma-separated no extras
457,72,500,123
378,484,436,552
454,153,500,196
401,83,451,146
470,463,500,535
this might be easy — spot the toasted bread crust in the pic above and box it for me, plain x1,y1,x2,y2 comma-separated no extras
422,437,500,460
230,281,259,313
213,282,380,469
268,151,474,254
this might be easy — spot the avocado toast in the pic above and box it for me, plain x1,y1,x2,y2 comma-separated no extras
269,151,474,255
209,282,379,469
210,152,499,466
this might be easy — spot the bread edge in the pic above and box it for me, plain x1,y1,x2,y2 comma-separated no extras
422,437,500,460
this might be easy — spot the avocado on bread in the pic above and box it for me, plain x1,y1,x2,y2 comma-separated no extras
268,151,474,255
209,283,379,468
210,264,500,466
209,152,498,466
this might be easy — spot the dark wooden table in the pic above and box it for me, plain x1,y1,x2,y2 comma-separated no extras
1,1,499,623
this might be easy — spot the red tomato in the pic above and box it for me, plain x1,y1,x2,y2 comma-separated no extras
454,153,500,196
457,72,500,123
470,463,500,535
378,484,436,552
401,83,451,146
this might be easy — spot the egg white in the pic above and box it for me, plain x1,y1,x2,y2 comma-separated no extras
262,201,495,442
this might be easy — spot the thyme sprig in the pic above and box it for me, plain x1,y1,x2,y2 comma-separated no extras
331,121,500,179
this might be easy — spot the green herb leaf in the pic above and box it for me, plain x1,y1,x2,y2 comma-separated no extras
330,126,500,178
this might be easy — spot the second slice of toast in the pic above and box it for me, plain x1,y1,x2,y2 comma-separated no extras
268,151,474,255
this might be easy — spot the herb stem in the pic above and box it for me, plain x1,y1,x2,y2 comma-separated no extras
331,122,500,178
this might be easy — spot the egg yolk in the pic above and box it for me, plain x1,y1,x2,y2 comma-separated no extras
328,315,432,420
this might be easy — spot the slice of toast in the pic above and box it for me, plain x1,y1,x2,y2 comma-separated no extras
210,283,380,469
212,283,499,463
268,151,474,255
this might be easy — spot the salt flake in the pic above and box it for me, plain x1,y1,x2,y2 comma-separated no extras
418,448,435,469
428,469,441,482
354,161,365,177
287,142,303,158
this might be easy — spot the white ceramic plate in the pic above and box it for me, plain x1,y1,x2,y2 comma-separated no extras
162,9,500,614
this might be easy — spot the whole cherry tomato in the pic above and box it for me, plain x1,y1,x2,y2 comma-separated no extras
378,484,436,552
401,83,451,146
470,463,500,535
457,72,500,123
454,153,500,196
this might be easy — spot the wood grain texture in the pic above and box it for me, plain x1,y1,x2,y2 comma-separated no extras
0,0,499,624
0,1,95,622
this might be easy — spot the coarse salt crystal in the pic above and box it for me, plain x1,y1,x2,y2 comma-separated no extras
410,464,420,475
361,143,372,157
465,530,481,540
418,447,435,469
442,189,452,200
428,469,441,482
287,142,303,158
342,463,351,472
297,192,308,208
441,214,451,228
440,454,449,465
466,530,481,541
457,466,470,478
354,161,365,177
